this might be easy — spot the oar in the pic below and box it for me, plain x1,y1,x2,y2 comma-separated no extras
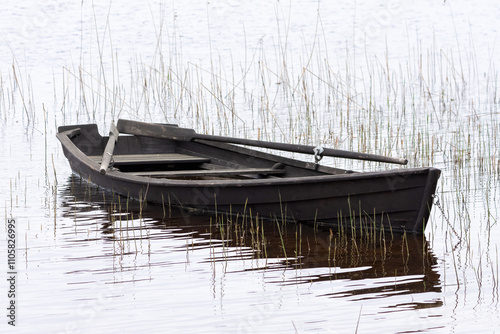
116,119,408,165
100,122,119,174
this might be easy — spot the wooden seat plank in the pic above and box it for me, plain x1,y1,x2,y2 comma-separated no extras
89,153,211,165
127,168,285,178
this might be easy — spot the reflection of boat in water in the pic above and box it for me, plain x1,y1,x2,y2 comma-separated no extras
60,175,441,305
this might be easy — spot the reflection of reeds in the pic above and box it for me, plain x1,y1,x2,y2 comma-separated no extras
275,218,287,264
59,172,441,302
63,178,440,288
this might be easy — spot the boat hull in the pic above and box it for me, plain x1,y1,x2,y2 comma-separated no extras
57,123,441,234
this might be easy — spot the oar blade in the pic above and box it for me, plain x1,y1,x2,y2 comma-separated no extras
117,119,196,141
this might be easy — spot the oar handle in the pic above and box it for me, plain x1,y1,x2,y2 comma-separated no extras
322,147,408,165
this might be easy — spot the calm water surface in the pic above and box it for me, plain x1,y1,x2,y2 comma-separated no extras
1,1,499,333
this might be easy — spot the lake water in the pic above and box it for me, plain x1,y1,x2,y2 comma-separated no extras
1,1,499,333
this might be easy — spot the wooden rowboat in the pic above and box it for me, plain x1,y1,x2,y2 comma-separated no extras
57,119,441,234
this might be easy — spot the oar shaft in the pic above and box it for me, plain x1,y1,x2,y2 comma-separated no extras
194,133,407,165
117,119,407,165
